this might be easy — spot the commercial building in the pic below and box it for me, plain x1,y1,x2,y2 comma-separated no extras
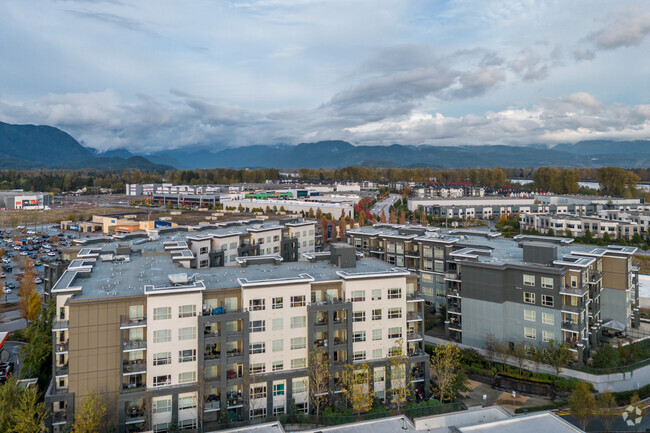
0,190,52,210
222,198,354,219
346,224,640,363
61,213,179,235
45,241,427,433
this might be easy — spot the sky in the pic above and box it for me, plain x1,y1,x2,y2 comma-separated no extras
0,0,649,153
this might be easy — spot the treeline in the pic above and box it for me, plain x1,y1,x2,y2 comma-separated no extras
533,167,642,197
297,167,507,185
505,167,650,182
0,168,280,193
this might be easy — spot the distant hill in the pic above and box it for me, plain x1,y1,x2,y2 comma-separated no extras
148,139,650,169
0,121,169,170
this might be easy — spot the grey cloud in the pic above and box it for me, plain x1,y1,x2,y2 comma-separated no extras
509,51,549,81
573,49,595,61
65,9,159,37
589,8,650,50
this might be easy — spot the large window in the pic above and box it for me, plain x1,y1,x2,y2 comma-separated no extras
291,337,306,350
524,310,536,322
523,274,535,286
372,309,382,321
388,307,402,319
153,352,171,366
153,330,171,343
542,312,555,325
179,305,196,318
353,351,366,361
273,383,285,396
372,329,382,341
351,290,365,302
290,316,306,329
353,331,366,342
129,305,144,320
541,295,554,307
153,375,171,387
153,307,171,320
291,358,306,369
251,385,267,399
541,277,554,289
388,327,402,339
523,292,535,304
371,289,381,301
250,299,265,311
291,296,306,307
153,398,171,414
178,371,196,384
179,349,196,363
272,297,283,309
388,288,402,299
353,311,365,322
272,361,284,371
524,327,537,340
250,320,266,333
178,327,197,341
272,318,283,331
178,395,197,410
272,339,283,352
542,330,555,342
250,342,266,354
293,379,307,394
250,363,265,374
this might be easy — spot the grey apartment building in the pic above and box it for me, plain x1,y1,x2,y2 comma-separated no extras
346,224,640,363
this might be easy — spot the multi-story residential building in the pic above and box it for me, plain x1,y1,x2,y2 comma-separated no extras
599,209,650,233
346,224,640,364
520,213,641,239
45,241,427,433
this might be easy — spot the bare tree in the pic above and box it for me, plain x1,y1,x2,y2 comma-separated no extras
483,333,497,368
597,391,617,433
308,345,331,416
511,341,528,375
494,341,510,372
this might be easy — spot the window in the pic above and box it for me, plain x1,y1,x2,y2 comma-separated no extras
153,398,171,414
373,349,382,359
523,292,535,304
153,375,171,387
153,307,171,320
291,296,305,307
524,327,536,339
434,247,444,259
199,246,208,254
179,327,197,341
272,360,284,371
129,305,144,320
153,329,171,343
272,339,283,352
523,274,535,286
353,311,365,322
230,242,237,249
388,307,402,319
372,289,381,301
524,309,536,322
374,368,385,382
250,320,266,333
291,358,306,369
293,379,307,394
272,318,283,331
273,406,285,416
250,342,266,354
388,327,402,339
372,309,382,320
351,290,365,302
388,288,402,299
353,351,366,361
542,312,555,325
353,331,366,342
273,383,285,396
178,371,196,384
251,385,267,399
250,363,266,374
153,352,171,366
541,295,554,307
179,305,196,318
291,337,306,350
179,349,196,363
250,299,265,311
570,275,578,288
178,395,197,410
541,277,554,289
542,330,554,342
272,297,283,309
291,316,306,329
372,329,382,341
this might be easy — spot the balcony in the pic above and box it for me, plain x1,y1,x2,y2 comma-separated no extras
55,364,69,376
125,406,146,423
333,337,347,346
561,303,584,314
52,320,69,331
122,382,146,393
444,272,461,282
205,398,221,412
226,394,243,408
447,289,461,298
56,342,69,353
448,304,461,314
123,340,147,352
407,312,422,322
226,348,242,358
52,411,67,426
561,321,580,332
407,332,422,342
120,315,147,329
406,292,424,302
589,271,602,284
448,318,462,331
122,360,146,374
205,351,221,361
202,307,243,316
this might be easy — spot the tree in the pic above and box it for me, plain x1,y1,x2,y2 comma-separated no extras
528,344,546,377
597,391,618,433
331,219,338,242
597,167,640,196
237,204,244,213
379,210,387,223
316,208,322,220
398,211,406,225
320,217,329,243
20,300,54,386
430,343,462,403
9,385,47,433
420,210,428,227
72,392,107,433
410,212,417,226
568,381,595,431
338,218,346,240
544,340,572,377
308,208,315,218
483,334,498,368
18,258,39,322
341,363,373,414
510,341,528,375
0,377,23,432
494,341,510,371
592,344,620,369
358,211,366,227
389,208,397,224
387,338,411,410
627,393,643,433
308,345,331,416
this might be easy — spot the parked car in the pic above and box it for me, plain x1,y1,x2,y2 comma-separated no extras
0,272,5,278
2,288,11,294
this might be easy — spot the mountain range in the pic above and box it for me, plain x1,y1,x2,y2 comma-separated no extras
1,121,649,170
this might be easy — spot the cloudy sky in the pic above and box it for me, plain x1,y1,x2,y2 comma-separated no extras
0,0,649,153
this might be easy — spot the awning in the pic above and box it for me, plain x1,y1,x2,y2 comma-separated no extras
602,320,626,332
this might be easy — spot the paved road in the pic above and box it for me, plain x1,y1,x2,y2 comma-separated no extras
1,341,26,378
372,194,400,218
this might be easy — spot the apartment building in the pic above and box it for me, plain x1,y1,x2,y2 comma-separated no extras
599,209,650,233
346,225,640,364
520,213,641,239
45,241,427,433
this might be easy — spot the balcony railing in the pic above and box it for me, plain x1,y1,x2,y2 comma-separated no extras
407,312,422,321
122,382,146,392
226,349,242,358
406,292,424,302
55,364,69,376
444,272,461,281
52,412,67,425
407,332,422,341
589,271,602,283
125,407,146,420
123,340,147,351
561,321,580,332
205,351,221,361
52,320,69,331
120,315,147,329
202,307,243,316
123,361,146,374
447,289,461,298
56,342,69,353
205,400,221,411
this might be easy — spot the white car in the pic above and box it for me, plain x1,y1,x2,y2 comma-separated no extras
3,288,11,294
48,252,56,256
0,273,5,278
34,277,43,284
